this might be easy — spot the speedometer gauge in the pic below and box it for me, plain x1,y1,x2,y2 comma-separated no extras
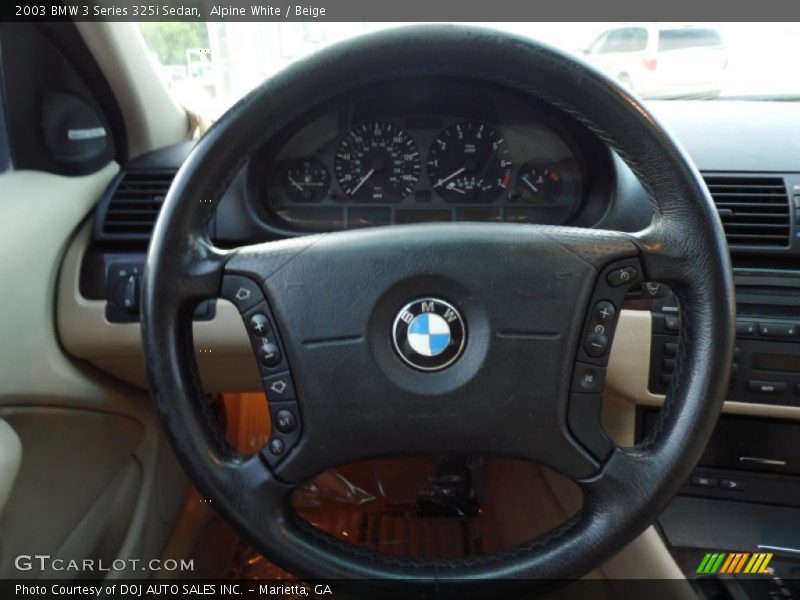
427,122,513,203
334,122,420,202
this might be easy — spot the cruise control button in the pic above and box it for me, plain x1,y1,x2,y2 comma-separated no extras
607,266,637,287
747,380,786,394
593,301,616,325
249,314,272,338
274,409,297,434
663,358,675,372
664,315,680,331
664,342,678,357
584,332,608,357
258,342,282,367
736,320,756,336
758,322,796,337
263,372,295,402
221,275,262,312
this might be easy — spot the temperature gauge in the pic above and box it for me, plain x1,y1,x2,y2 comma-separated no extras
284,157,331,202
517,162,563,205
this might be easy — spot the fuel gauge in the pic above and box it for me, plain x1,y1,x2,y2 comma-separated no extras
517,162,563,205
284,157,331,202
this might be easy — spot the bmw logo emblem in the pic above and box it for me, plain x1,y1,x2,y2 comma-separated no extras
392,298,466,371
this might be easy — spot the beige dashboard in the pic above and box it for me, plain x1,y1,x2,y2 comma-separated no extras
58,222,260,392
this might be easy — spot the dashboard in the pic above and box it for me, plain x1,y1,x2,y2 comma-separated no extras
246,80,612,234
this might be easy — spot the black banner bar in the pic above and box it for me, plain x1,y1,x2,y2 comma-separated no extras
3,0,800,22
4,578,794,600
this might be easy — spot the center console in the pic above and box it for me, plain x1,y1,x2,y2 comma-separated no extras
640,268,800,595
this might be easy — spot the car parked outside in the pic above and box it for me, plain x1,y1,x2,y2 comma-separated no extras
584,24,727,98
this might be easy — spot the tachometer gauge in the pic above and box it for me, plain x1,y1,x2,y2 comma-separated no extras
284,157,331,202
334,122,420,202
517,162,563,205
427,122,513,203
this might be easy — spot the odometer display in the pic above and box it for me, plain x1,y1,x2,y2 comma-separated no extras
427,122,513,203
334,122,420,202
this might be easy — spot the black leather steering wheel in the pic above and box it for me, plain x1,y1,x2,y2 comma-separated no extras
141,25,734,593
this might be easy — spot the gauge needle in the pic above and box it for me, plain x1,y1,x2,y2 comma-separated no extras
350,169,375,195
522,176,539,193
287,175,304,192
446,182,466,194
434,167,466,188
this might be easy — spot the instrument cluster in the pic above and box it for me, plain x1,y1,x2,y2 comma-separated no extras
250,80,598,233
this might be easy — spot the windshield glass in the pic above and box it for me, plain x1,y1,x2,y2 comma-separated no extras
137,22,800,120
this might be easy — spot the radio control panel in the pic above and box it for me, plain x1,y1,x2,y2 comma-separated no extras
647,283,800,407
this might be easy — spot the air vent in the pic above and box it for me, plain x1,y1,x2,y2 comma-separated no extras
96,169,176,241
704,175,790,248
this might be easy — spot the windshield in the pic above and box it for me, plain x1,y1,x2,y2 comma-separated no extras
137,22,800,120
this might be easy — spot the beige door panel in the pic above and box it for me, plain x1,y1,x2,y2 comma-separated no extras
0,419,21,516
0,418,22,574
0,166,187,578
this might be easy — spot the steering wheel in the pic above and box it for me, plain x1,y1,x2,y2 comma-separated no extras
141,25,734,592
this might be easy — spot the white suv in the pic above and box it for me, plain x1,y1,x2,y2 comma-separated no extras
584,24,727,98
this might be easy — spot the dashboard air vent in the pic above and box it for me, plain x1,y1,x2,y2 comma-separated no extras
96,169,176,241
704,175,790,248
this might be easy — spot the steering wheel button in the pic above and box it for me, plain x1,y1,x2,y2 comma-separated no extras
263,372,295,402
249,313,272,338
258,342,282,367
274,409,297,434
268,438,285,456
606,266,638,287
592,301,616,325
584,332,608,357
572,363,606,394
221,275,262,312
